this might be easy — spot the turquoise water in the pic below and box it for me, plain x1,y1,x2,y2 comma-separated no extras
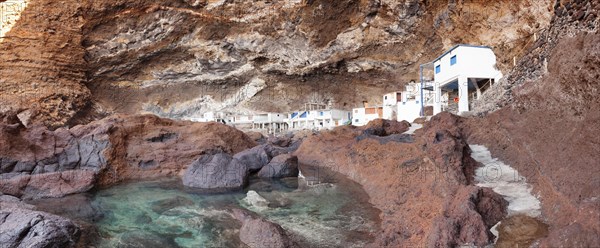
88,176,380,248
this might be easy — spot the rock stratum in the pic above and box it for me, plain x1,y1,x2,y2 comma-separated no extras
1,0,555,127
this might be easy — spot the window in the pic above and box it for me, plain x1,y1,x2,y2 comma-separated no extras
320,111,324,116
354,119,359,122
435,65,441,74
384,96,388,100
450,55,457,65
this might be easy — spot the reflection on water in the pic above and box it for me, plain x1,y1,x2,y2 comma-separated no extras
44,173,379,248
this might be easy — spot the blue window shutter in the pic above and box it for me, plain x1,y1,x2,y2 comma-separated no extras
450,55,457,65
435,65,441,74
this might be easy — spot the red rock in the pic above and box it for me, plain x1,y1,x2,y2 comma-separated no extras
294,112,506,246
232,208,298,248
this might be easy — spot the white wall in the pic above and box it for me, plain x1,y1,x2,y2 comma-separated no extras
433,46,502,86
383,105,396,120
383,92,401,106
433,45,503,114
397,100,422,123
352,107,381,126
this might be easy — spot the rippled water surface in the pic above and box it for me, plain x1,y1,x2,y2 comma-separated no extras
82,174,379,248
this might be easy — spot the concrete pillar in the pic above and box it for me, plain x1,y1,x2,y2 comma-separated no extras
458,76,469,113
473,79,482,100
433,81,442,114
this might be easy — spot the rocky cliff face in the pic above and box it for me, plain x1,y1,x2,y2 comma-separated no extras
1,0,553,127
465,0,600,245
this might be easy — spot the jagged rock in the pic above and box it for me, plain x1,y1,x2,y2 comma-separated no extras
262,144,290,158
16,109,34,128
232,208,298,248
362,119,411,136
0,170,97,199
267,135,293,147
294,112,506,246
182,153,248,192
245,131,266,144
427,186,508,247
258,154,299,178
0,207,81,248
0,115,255,198
233,145,271,172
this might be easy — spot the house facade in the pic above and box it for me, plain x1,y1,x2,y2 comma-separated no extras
286,108,351,130
352,106,383,126
432,45,502,114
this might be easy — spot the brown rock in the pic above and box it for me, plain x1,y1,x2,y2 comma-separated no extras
496,215,549,248
362,118,411,136
294,112,505,246
245,131,266,144
232,208,298,248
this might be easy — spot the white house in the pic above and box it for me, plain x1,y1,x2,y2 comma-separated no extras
352,104,383,126
286,105,351,130
432,44,502,114
185,111,230,123
252,113,287,133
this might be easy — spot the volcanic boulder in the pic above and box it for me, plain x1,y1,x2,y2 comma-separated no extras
232,208,298,248
0,207,81,248
233,145,271,172
183,153,248,192
258,154,299,178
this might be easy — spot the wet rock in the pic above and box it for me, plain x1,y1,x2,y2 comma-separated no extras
29,194,103,222
0,170,96,199
232,208,298,248
182,153,248,192
0,207,80,248
258,154,299,178
150,196,194,214
0,194,36,210
234,145,270,172
117,231,179,248
243,190,269,209
496,214,549,248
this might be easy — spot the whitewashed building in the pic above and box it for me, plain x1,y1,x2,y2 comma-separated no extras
432,44,503,114
352,103,383,126
252,113,287,133
286,104,351,130
185,112,230,123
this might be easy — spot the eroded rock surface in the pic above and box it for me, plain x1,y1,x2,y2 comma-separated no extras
0,206,81,248
258,154,299,178
232,208,298,248
0,114,255,198
294,112,507,246
182,153,248,192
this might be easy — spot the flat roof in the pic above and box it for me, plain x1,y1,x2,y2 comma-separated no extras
433,44,492,63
